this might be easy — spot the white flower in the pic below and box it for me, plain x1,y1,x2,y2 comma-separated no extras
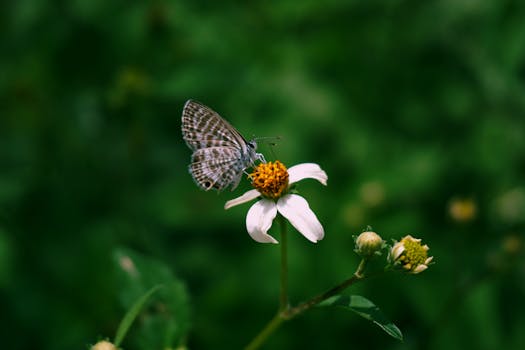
225,161,327,244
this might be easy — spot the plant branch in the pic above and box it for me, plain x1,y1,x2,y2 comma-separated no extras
245,258,370,349
244,313,284,350
283,263,366,319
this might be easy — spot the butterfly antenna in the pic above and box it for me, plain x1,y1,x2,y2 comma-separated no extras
254,136,281,159
254,135,281,144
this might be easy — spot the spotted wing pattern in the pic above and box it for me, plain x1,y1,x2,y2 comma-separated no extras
181,100,262,191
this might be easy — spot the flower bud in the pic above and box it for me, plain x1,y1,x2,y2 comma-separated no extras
389,235,433,274
91,340,118,350
355,230,384,257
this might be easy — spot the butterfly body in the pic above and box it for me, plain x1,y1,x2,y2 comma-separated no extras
181,100,263,191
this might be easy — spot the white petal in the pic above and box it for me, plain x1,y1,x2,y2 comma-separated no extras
288,163,328,186
224,189,261,210
276,194,324,243
246,199,279,244
412,264,428,274
391,243,405,261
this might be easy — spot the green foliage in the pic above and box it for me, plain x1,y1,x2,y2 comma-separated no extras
113,285,162,347
319,295,403,341
113,249,190,349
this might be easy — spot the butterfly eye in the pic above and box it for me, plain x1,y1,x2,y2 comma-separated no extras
248,141,256,149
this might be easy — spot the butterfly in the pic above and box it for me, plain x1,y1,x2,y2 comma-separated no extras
181,100,265,191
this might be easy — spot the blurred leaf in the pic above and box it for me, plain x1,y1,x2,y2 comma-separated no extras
113,248,191,349
114,284,162,347
319,295,403,341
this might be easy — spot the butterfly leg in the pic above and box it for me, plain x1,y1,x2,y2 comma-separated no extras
257,152,267,163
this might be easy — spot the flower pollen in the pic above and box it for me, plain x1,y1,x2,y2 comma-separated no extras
250,161,289,199
391,235,432,274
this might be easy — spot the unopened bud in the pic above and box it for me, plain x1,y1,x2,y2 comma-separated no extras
355,230,384,257
91,340,118,350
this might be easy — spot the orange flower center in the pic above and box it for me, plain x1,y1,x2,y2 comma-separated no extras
250,161,289,199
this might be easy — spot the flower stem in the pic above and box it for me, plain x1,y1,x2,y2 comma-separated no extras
279,214,289,312
355,257,368,278
244,313,284,350
245,257,370,349
283,262,366,319
245,215,288,350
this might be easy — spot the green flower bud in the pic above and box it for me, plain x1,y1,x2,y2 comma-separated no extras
355,230,384,257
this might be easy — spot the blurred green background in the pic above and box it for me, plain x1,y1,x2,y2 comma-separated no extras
1,0,525,349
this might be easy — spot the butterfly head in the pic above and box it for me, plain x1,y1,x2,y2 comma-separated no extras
247,140,257,150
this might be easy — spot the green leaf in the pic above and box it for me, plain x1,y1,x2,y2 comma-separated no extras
113,248,191,349
319,295,403,341
114,284,163,347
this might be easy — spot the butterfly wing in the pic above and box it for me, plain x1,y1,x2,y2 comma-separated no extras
181,99,262,191
189,147,246,191
181,100,248,151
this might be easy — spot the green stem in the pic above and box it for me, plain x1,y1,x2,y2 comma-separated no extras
245,215,288,350
279,215,289,312
245,257,370,349
355,258,368,278
244,313,284,350
283,264,365,320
